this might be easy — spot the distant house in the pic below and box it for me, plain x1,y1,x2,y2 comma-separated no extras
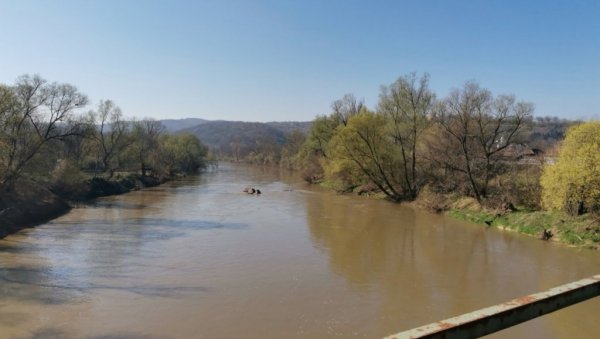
502,144,549,165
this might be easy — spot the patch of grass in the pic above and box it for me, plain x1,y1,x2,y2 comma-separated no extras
448,207,599,249
449,209,492,224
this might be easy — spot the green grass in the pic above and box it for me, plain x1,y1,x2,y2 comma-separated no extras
448,208,600,249
318,179,341,191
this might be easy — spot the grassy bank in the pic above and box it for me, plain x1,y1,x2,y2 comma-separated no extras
448,208,600,249
411,189,600,250
317,180,600,250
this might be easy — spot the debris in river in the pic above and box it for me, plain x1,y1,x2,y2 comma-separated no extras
541,229,554,240
243,187,261,195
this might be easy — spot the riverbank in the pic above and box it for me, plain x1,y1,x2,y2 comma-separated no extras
446,206,600,250
317,180,600,250
0,174,168,239
0,180,70,238
412,190,600,250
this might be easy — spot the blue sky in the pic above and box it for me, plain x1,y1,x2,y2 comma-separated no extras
1,0,598,121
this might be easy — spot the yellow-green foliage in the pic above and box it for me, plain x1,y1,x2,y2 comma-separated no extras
159,133,208,175
541,121,600,214
329,112,406,199
322,152,364,191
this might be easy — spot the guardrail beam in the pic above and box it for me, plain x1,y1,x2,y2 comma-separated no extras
385,275,600,339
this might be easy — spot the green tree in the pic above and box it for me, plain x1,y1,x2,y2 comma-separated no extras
0,75,88,187
330,112,405,201
159,133,208,175
378,73,434,198
297,94,364,183
280,129,306,169
541,121,600,215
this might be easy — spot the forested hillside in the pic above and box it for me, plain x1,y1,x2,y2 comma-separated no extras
160,118,208,132
180,120,309,163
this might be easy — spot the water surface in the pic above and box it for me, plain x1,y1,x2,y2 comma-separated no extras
0,164,599,338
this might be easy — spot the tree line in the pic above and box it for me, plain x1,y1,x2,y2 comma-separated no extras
275,73,597,217
0,75,211,192
291,73,533,203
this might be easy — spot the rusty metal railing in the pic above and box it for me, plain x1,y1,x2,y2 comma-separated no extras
384,274,600,339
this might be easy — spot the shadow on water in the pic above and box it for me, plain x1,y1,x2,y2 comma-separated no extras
0,218,246,306
23,327,164,339
89,201,149,210
50,218,247,230
14,218,248,242
0,219,247,261
87,334,165,339
0,264,210,305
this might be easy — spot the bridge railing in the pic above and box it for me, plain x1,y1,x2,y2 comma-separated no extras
384,274,600,339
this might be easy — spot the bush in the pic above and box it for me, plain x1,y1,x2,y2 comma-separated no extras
541,121,600,215
49,160,89,199
496,165,542,210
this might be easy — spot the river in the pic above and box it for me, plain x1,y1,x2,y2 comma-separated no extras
0,163,598,338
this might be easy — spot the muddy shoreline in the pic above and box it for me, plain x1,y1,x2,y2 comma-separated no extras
0,174,168,239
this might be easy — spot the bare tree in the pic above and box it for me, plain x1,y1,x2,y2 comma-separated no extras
131,119,165,176
229,139,244,161
331,94,364,126
432,82,533,202
90,100,128,177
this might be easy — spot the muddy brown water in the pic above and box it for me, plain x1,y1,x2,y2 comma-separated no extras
0,163,598,338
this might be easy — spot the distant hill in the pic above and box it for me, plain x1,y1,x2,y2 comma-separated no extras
265,121,312,135
180,120,286,154
164,118,311,157
160,118,311,134
160,118,208,132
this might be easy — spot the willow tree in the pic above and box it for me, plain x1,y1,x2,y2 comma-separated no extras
541,121,600,215
330,111,405,201
378,73,434,198
159,133,208,175
298,94,363,183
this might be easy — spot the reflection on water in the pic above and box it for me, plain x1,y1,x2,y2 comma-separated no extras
0,163,598,338
305,190,600,338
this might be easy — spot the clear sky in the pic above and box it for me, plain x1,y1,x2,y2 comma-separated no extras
1,0,598,121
